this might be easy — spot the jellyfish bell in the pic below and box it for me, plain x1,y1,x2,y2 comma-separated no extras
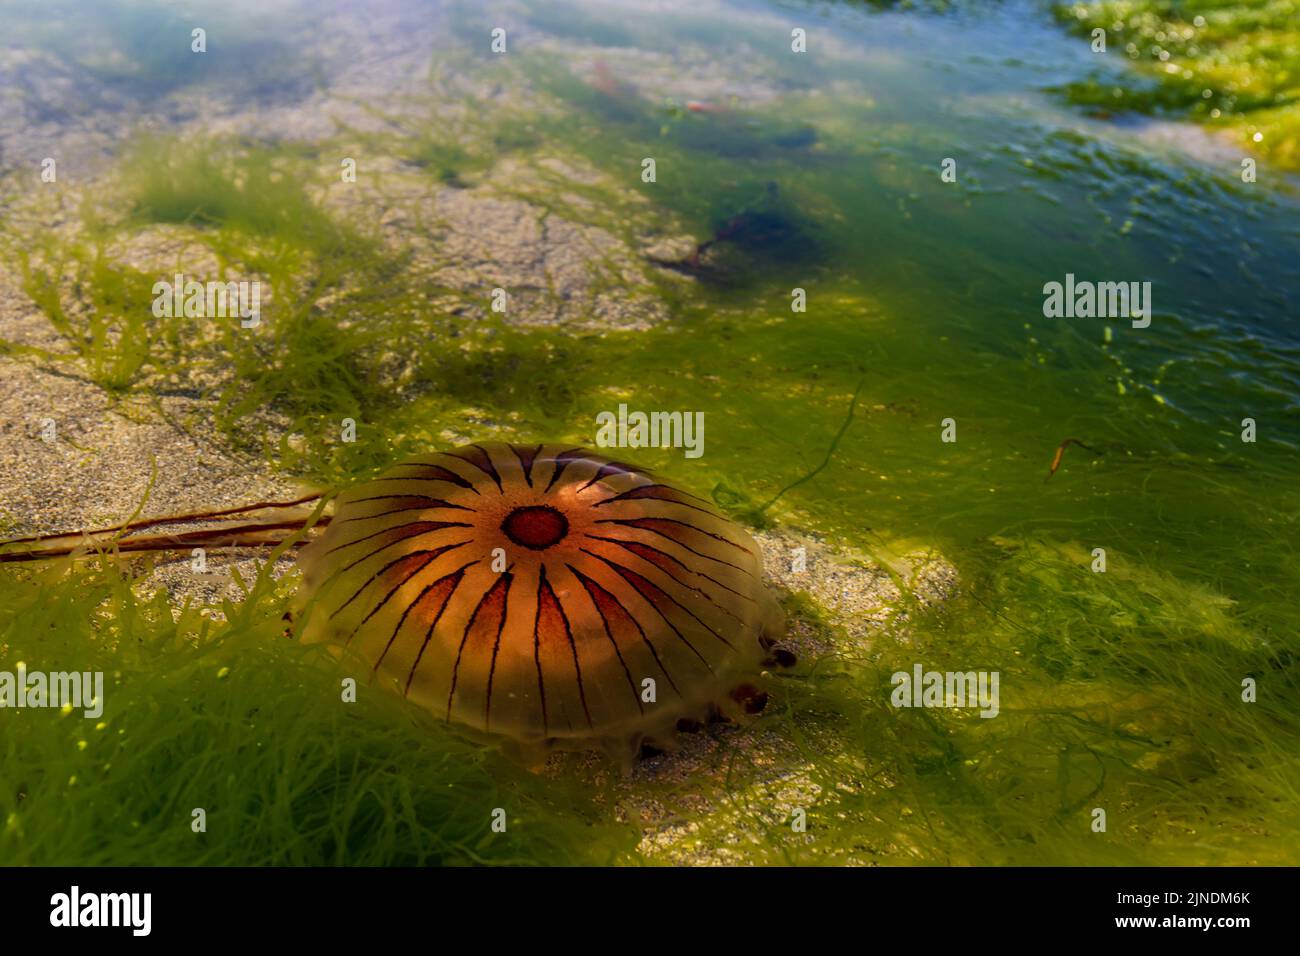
295,442,787,763
0,441,790,767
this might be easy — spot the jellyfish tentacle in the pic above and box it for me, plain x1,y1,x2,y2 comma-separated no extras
0,516,327,564
0,492,324,549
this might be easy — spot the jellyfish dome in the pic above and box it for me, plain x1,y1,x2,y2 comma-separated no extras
298,442,784,755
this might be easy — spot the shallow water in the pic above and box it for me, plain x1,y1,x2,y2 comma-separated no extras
503,0,1300,615
2,0,1298,865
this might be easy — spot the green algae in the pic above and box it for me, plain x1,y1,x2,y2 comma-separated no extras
1,0,1298,867
14,242,157,392
0,557,637,866
1054,0,1300,168
2,136,469,478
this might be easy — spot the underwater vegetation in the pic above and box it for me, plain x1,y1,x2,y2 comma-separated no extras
0,0,1298,867
1054,0,1300,167
5,517,1296,865
0,556,638,865
1,135,466,477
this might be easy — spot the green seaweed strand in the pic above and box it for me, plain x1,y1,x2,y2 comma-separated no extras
753,377,866,519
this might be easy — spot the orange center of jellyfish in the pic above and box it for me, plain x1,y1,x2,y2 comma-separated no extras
501,505,569,550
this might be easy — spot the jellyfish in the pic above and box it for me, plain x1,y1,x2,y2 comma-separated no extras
0,442,788,763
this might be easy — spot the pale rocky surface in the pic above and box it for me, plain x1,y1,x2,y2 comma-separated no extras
756,526,959,654
0,349,304,609
321,153,674,330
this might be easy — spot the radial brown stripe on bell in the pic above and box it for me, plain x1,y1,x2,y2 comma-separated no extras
553,561,650,714
445,444,506,492
322,519,470,563
296,442,784,750
381,462,479,493
446,568,513,727
392,564,473,689
398,562,499,720
370,561,473,676
331,543,474,645
540,447,593,493
533,565,592,733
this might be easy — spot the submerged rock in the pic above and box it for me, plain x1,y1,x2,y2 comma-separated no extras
643,183,820,283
